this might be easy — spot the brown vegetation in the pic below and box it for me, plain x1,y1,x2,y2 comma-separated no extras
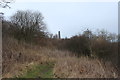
2,10,119,78
54,57,118,78
2,36,119,78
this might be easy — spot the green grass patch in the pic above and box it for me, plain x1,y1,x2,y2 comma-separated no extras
18,62,55,78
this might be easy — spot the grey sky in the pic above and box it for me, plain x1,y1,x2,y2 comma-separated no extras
1,2,118,38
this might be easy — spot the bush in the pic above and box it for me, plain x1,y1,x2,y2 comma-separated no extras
61,35,91,57
90,37,118,68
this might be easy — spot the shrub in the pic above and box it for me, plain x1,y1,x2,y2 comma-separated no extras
62,35,91,57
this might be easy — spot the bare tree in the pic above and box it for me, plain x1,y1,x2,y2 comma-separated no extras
10,10,47,42
83,29,93,39
0,0,14,8
107,33,117,42
0,0,14,20
11,10,46,30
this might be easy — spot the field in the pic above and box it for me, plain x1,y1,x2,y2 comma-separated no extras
2,37,119,78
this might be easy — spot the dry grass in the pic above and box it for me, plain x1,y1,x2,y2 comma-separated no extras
53,57,118,78
2,37,119,78
2,37,71,78
2,37,46,77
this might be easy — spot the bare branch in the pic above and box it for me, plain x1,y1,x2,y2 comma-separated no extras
0,0,14,8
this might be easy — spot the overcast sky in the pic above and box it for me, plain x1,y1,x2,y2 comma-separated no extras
1,1,118,38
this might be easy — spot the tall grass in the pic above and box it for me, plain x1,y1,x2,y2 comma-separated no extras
2,37,119,78
53,57,118,78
